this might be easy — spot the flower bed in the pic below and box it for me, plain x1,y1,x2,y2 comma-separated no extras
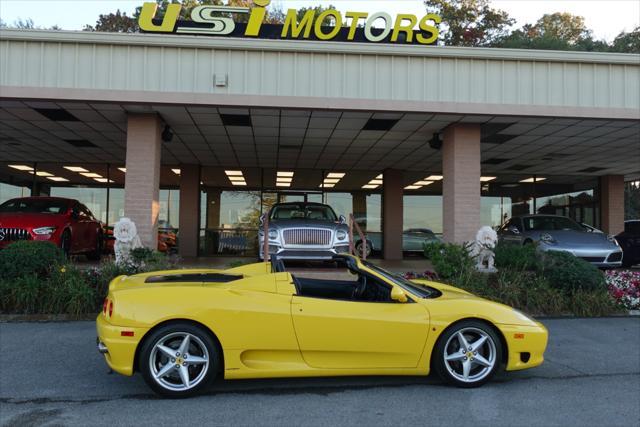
606,270,640,310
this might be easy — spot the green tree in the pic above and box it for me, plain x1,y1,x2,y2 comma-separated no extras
611,26,640,53
295,5,339,27
84,10,138,32
424,0,514,46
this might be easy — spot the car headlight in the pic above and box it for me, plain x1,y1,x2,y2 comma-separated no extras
607,235,620,246
32,226,57,235
268,230,278,240
540,233,556,244
513,308,536,324
336,230,347,240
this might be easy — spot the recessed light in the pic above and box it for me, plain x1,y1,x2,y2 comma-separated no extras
47,176,69,182
277,171,294,177
64,166,88,173
29,171,53,177
276,182,291,187
405,185,422,190
94,178,114,183
414,181,433,186
425,175,443,181
323,178,340,184
228,176,245,181
231,181,247,186
118,168,126,173
519,177,546,183
225,170,243,176
362,184,379,189
80,172,102,178
369,179,383,185
480,176,496,182
277,177,293,183
8,165,33,171
319,183,335,188
172,169,181,175
375,174,383,179
327,173,345,179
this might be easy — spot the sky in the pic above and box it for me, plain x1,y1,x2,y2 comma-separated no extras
0,0,638,41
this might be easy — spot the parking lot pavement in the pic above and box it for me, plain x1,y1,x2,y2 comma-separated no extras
1,318,638,427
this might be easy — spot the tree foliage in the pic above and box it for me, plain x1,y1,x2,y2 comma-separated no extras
84,10,138,33
611,26,640,53
424,0,514,46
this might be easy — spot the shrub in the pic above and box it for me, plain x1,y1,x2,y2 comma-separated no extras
424,242,474,283
0,241,65,280
606,270,640,310
128,247,172,273
494,243,540,271
12,274,42,314
539,250,605,292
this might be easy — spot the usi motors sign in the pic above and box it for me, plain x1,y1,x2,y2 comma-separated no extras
139,1,441,45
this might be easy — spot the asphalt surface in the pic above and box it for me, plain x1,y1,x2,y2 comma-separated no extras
0,318,638,427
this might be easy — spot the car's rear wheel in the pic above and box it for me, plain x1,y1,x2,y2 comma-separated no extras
139,323,220,398
433,320,502,388
355,240,372,258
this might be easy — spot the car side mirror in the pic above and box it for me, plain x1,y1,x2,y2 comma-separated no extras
339,215,346,224
508,226,520,235
390,287,408,303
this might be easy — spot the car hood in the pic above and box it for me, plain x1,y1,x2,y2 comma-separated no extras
536,230,612,246
269,219,346,230
0,212,65,228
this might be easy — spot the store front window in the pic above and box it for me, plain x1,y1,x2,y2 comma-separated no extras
0,182,30,204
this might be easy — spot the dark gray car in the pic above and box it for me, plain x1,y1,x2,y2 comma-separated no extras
498,214,623,268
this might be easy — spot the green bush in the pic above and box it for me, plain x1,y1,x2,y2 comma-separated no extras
424,242,474,282
12,274,42,314
494,243,540,271
539,250,605,292
0,241,65,280
128,247,172,273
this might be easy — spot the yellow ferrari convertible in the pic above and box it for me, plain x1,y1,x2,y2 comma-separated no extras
96,255,547,397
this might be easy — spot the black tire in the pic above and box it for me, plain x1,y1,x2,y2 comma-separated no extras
433,320,503,388
139,322,220,398
86,233,102,261
355,241,372,258
60,230,72,258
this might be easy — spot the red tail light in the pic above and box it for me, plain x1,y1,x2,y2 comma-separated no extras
102,298,108,314
108,300,113,317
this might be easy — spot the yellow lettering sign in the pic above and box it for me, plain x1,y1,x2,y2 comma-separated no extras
416,13,441,45
345,11,368,40
282,9,314,39
138,2,181,33
391,14,417,43
314,10,342,40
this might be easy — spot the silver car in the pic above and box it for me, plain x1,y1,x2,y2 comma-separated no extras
498,214,623,268
258,202,351,260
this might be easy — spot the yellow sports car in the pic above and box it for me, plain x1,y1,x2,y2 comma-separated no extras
96,255,547,397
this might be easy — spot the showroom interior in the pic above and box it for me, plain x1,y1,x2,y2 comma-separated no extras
0,29,638,259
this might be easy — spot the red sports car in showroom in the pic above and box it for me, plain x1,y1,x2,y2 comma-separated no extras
0,197,103,259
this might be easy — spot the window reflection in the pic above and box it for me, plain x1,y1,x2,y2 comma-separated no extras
0,182,30,204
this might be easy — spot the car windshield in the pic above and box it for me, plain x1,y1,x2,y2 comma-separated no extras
361,260,437,298
522,216,584,231
0,199,68,214
270,204,337,221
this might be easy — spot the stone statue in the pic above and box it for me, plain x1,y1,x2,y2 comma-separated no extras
113,217,143,266
471,226,498,272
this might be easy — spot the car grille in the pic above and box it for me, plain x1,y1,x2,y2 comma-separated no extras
0,228,31,242
282,229,332,246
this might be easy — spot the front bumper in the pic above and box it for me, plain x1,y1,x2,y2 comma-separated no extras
259,241,350,260
540,245,623,268
96,315,148,376
498,322,548,371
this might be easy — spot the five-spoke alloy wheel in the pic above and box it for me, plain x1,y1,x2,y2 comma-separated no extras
434,320,502,388
139,323,219,397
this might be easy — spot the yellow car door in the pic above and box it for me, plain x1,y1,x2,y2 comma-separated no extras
291,295,430,369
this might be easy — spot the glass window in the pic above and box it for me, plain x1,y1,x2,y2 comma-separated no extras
323,193,352,220
522,216,583,231
403,196,442,234
159,189,179,229
50,187,107,221
0,198,69,214
270,203,337,221
0,182,30,204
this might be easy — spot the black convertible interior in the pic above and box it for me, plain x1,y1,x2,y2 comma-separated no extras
270,256,393,303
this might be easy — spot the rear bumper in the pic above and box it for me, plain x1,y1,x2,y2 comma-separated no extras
498,322,548,371
96,315,148,376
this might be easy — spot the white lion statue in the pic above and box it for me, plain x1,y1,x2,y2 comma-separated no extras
470,226,498,272
113,217,143,266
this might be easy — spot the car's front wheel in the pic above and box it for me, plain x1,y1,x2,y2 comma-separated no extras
355,240,372,258
433,320,502,388
139,322,220,398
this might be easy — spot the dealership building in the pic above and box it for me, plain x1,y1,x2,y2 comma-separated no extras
0,27,639,259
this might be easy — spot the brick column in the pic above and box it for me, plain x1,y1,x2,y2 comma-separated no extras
442,124,481,244
124,114,162,249
179,165,201,257
383,169,403,260
599,175,625,235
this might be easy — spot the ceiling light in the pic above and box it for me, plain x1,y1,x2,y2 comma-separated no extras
480,176,496,182
323,178,340,184
277,177,293,183
519,177,546,183
30,171,53,177
225,170,243,176
228,176,245,181
118,167,127,173
375,174,383,179
277,171,294,177
369,179,383,185
80,172,102,178
362,184,379,189
47,176,69,182
64,166,88,173
94,178,114,183
414,181,434,186
172,169,181,175
327,173,345,179
8,165,33,171
425,175,443,181
276,182,291,187
231,181,247,186
405,185,422,190
319,183,335,188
